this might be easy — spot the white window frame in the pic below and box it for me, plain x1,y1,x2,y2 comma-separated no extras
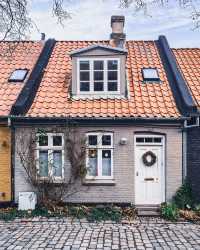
184,117,199,128
86,132,114,180
36,133,64,181
77,58,120,95
135,134,164,146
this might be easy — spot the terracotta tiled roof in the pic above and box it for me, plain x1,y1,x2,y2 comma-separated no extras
0,41,43,116
27,40,180,118
173,48,200,109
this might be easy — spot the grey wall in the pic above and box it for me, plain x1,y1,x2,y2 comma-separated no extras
14,125,183,204
187,127,200,203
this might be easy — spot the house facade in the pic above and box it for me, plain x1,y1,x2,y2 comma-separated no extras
0,16,199,206
12,16,186,206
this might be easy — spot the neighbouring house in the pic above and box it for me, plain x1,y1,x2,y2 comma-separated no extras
173,49,200,202
0,41,43,204
12,16,188,206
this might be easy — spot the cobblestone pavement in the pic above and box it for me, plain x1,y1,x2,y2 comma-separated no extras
0,217,200,249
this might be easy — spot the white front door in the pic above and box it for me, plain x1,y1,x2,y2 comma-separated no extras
135,136,165,205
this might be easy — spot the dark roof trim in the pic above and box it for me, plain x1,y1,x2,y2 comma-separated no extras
10,39,56,116
70,44,127,57
157,36,197,116
11,116,184,127
0,116,8,125
0,116,8,121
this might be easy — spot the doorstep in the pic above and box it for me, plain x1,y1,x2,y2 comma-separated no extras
136,205,161,216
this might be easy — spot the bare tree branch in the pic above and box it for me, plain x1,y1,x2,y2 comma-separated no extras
16,125,88,208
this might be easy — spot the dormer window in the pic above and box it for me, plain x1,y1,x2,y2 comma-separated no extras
142,68,160,82
9,69,28,82
78,58,120,94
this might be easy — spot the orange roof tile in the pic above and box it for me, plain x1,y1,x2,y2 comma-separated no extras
27,40,180,118
173,48,200,109
0,41,43,116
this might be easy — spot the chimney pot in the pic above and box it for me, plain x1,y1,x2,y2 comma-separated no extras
41,33,45,41
110,15,126,48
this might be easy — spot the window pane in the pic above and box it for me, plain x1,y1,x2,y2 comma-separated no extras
108,71,117,81
80,71,89,81
53,136,62,146
145,137,153,143
108,82,118,91
154,138,162,143
39,151,48,177
88,135,97,145
39,135,48,146
9,69,28,81
102,135,111,145
94,82,104,91
94,71,103,81
108,60,118,70
94,61,103,70
53,150,62,177
136,138,144,143
143,68,159,81
102,150,111,176
80,82,90,91
88,149,98,176
80,61,89,70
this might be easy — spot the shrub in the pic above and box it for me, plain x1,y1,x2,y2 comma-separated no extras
0,208,18,221
87,206,122,222
0,204,136,222
161,203,179,221
173,181,193,209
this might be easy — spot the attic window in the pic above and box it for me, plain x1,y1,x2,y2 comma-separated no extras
9,69,28,82
78,58,120,94
142,68,160,82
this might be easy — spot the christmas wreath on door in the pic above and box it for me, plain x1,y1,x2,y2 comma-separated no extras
142,151,157,167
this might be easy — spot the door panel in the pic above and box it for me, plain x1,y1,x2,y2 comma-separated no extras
135,146,164,205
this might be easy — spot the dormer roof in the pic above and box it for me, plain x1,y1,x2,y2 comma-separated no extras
70,44,127,57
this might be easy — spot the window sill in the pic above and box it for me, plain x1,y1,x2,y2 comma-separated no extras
71,94,126,100
83,179,116,186
37,178,64,184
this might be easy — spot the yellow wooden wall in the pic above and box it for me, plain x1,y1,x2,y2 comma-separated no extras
0,127,11,202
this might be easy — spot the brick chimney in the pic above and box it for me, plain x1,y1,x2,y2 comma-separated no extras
110,16,126,48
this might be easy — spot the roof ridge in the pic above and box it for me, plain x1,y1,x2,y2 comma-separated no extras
172,48,200,50
0,40,41,43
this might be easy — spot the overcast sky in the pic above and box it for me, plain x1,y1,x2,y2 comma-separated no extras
29,0,200,48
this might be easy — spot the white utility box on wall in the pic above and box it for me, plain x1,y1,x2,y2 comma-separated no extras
18,192,37,210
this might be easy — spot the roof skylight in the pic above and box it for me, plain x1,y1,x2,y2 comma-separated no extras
142,68,160,82
9,69,28,82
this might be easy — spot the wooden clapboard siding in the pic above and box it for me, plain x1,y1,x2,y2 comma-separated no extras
0,127,11,202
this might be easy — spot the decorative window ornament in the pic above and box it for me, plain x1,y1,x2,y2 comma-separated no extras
142,151,157,167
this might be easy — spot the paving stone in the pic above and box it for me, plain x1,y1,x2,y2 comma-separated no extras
0,217,199,249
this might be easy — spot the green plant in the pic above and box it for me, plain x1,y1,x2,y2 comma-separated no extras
173,181,193,209
87,206,122,222
68,205,89,219
161,203,179,221
0,208,18,221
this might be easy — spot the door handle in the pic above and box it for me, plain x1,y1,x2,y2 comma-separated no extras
136,171,139,176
